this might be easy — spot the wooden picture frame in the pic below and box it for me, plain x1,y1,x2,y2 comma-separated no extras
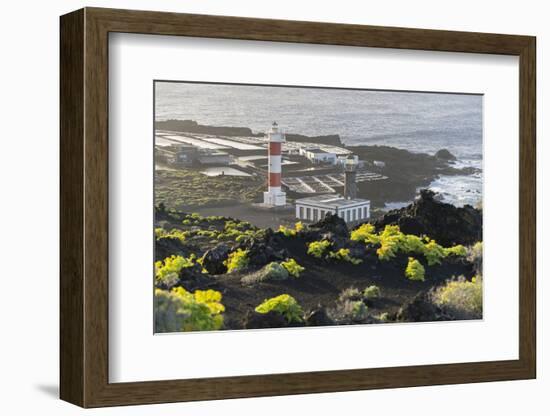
60,7,536,408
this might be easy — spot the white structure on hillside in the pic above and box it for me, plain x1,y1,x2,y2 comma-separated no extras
263,122,287,206
295,155,370,224
295,194,370,223
300,147,337,164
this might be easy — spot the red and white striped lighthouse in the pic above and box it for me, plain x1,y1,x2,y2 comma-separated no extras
263,122,287,206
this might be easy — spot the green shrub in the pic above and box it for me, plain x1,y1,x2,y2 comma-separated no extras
376,225,403,261
154,286,224,332
255,294,304,323
405,257,425,281
307,240,332,258
263,262,290,280
401,234,425,254
278,221,303,237
350,223,379,244
340,300,369,321
423,239,447,266
241,262,289,285
444,244,468,257
155,227,189,243
432,276,482,319
224,248,249,273
363,285,381,299
328,248,363,265
467,241,483,272
281,258,305,277
155,254,196,286
338,287,363,302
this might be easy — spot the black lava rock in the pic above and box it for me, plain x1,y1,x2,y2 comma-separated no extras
200,243,231,274
310,212,349,238
305,308,334,326
243,311,290,329
434,148,457,161
374,189,482,246
396,293,448,322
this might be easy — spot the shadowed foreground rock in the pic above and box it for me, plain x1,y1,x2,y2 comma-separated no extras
243,311,305,329
374,189,482,246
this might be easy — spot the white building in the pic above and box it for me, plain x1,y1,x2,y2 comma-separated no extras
295,194,370,224
300,147,337,164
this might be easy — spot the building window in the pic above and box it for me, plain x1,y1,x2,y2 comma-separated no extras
352,209,356,221
363,206,367,218
346,210,350,222
306,207,311,220
313,209,318,222
299,206,304,219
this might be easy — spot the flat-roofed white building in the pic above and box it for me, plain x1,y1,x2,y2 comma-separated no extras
300,147,337,164
295,194,370,224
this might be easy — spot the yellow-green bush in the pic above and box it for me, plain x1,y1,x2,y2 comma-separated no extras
376,225,404,261
224,248,249,273
467,241,483,266
281,258,305,278
255,294,304,323
422,239,447,266
432,276,482,319
241,261,293,285
155,254,196,286
154,287,225,332
350,223,379,244
307,240,332,258
363,285,381,299
278,222,304,237
405,257,425,281
328,248,363,265
444,244,468,257
155,227,189,243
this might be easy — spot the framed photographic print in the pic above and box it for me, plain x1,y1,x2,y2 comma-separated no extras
60,7,536,408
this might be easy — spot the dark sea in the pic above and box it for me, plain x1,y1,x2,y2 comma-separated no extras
155,82,483,207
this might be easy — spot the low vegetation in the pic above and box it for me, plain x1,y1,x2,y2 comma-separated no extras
155,168,264,209
363,285,381,299
278,221,304,237
307,239,332,258
255,294,304,323
432,276,482,319
281,258,305,277
224,248,249,273
405,257,425,281
352,223,468,266
154,287,225,332
155,254,197,287
327,248,363,265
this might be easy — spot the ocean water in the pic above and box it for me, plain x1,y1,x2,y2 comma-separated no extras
155,82,483,207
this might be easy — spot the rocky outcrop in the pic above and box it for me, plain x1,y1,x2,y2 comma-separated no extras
200,243,231,274
243,311,304,329
396,293,449,322
434,148,457,161
374,189,482,246
238,229,289,268
309,213,349,238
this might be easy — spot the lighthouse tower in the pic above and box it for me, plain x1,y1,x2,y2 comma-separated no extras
263,122,287,206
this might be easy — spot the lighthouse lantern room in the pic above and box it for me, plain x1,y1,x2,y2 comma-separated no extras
263,122,287,206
